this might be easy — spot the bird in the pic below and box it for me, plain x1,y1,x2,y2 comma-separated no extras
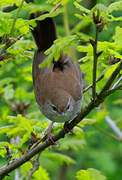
29,12,83,124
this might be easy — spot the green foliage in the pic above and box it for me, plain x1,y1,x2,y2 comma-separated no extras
42,151,76,165
29,8,63,26
0,0,21,6
76,168,106,180
21,162,50,180
0,0,122,179
0,11,12,36
40,35,77,68
59,137,86,151
33,166,50,180
93,109,108,122
76,169,92,180
108,1,122,13
74,1,90,14
113,26,122,46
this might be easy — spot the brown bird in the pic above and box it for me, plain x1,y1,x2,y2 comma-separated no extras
29,12,83,123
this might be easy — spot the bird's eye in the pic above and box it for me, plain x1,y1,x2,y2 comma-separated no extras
66,104,70,110
52,105,57,112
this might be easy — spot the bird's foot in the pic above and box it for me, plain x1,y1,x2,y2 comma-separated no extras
64,121,74,134
42,122,56,145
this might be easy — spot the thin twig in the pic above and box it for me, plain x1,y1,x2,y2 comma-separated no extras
50,3,61,14
26,152,41,180
106,84,122,96
111,75,122,90
92,26,99,101
10,0,25,36
83,74,104,93
105,116,122,138
14,137,20,180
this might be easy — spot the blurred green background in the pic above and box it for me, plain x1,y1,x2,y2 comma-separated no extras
0,0,122,179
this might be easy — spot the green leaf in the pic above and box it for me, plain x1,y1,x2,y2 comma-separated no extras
16,19,29,35
0,0,21,6
105,64,118,79
108,1,122,13
39,35,77,68
4,88,14,100
33,166,50,180
74,2,90,14
42,152,76,165
88,168,106,180
59,137,86,151
113,26,122,46
76,168,106,180
78,118,96,127
29,8,63,26
93,110,108,122
76,169,93,180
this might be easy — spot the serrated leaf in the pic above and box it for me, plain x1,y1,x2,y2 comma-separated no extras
113,26,122,46
59,137,86,151
108,1,122,13
39,35,77,68
42,152,76,165
74,2,90,14
88,168,106,180
33,166,50,180
76,168,106,180
78,118,96,127
76,169,92,180
29,8,63,26
105,64,118,79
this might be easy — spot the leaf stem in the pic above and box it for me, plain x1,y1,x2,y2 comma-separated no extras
10,0,25,36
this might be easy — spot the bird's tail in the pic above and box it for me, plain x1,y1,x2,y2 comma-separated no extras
29,12,57,51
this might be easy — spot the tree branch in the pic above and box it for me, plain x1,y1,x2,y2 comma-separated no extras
90,12,104,101
0,61,121,179
106,84,122,96
0,35,23,61
92,24,99,101
26,153,41,180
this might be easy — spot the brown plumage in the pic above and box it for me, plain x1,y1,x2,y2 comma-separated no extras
29,12,83,122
